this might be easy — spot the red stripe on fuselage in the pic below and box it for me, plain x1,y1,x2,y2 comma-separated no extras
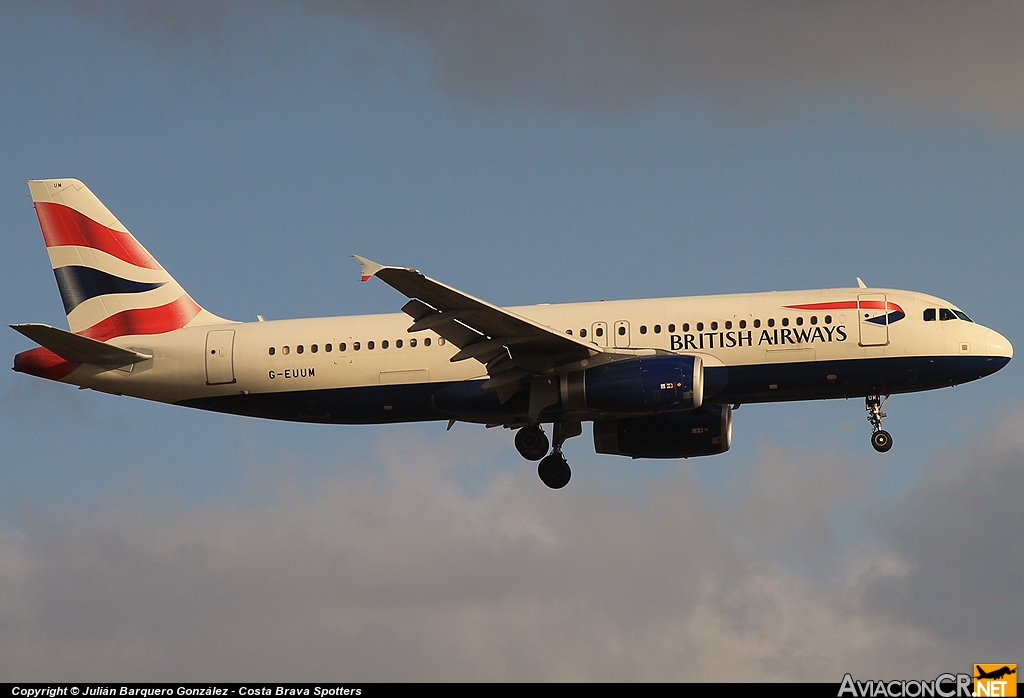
34,201,161,270
77,296,201,342
13,346,80,381
784,300,904,313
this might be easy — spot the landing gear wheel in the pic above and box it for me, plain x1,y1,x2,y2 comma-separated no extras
538,452,571,489
871,430,893,453
515,425,549,461
865,395,892,454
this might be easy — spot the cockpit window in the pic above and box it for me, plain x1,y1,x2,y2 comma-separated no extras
939,308,957,321
923,308,936,321
953,310,973,322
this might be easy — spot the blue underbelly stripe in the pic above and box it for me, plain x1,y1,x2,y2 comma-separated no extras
175,355,1010,425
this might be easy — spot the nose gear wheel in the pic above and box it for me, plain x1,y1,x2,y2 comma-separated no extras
871,429,893,452
866,394,893,453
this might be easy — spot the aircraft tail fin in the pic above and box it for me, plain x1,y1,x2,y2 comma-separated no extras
27,178,230,341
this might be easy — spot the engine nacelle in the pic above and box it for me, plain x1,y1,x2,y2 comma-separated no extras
561,355,703,414
593,405,732,458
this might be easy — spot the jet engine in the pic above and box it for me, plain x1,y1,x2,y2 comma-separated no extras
593,404,732,458
561,355,703,414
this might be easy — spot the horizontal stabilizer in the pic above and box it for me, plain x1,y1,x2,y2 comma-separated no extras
10,323,151,368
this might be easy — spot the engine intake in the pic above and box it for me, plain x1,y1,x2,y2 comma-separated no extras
593,405,732,458
561,355,703,414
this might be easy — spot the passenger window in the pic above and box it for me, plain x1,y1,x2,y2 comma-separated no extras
781,318,789,327
424,338,431,346
668,324,675,333
325,344,332,352
739,320,746,329
297,345,304,354
311,344,318,353
810,316,817,325
640,325,647,335
595,327,604,337
654,324,661,334
268,347,275,356
566,329,573,335
282,346,290,355
439,338,445,345
825,315,832,324
923,308,936,321
795,317,803,326
683,323,690,332
580,329,587,338
697,322,704,331
368,341,375,350
353,342,360,351
940,308,956,321
618,326,626,335
410,338,417,347
396,339,403,348
767,319,775,328
754,319,761,328
382,340,389,349
711,321,718,331
339,343,346,352
725,321,732,330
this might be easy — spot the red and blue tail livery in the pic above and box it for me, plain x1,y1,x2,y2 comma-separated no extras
28,179,224,340
11,179,1012,488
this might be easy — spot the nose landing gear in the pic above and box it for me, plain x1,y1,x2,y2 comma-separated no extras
866,394,893,453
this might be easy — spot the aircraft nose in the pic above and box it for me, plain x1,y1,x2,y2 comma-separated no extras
986,329,1013,360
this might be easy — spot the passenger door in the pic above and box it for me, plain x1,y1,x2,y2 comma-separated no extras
858,293,890,347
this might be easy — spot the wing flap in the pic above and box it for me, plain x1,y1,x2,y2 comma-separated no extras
450,336,536,363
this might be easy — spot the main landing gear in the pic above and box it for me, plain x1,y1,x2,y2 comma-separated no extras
538,451,571,490
866,394,893,453
515,422,580,489
514,424,549,461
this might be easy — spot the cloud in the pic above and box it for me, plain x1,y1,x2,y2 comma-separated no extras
1,413,1020,682
68,1,1024,125
857,410,1024,656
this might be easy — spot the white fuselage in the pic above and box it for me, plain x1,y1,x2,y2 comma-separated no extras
61,286,1011,423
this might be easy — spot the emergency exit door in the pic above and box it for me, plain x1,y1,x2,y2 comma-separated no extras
613,320,631,348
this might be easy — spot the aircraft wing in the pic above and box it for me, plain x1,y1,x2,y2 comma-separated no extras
354,256,634,401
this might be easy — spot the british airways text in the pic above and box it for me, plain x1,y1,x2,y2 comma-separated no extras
670,325,848,350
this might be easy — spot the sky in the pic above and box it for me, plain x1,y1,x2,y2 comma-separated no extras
1,0,1022,681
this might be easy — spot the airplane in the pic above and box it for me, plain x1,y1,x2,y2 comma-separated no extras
11,179,1013,488
975,666,1016,681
